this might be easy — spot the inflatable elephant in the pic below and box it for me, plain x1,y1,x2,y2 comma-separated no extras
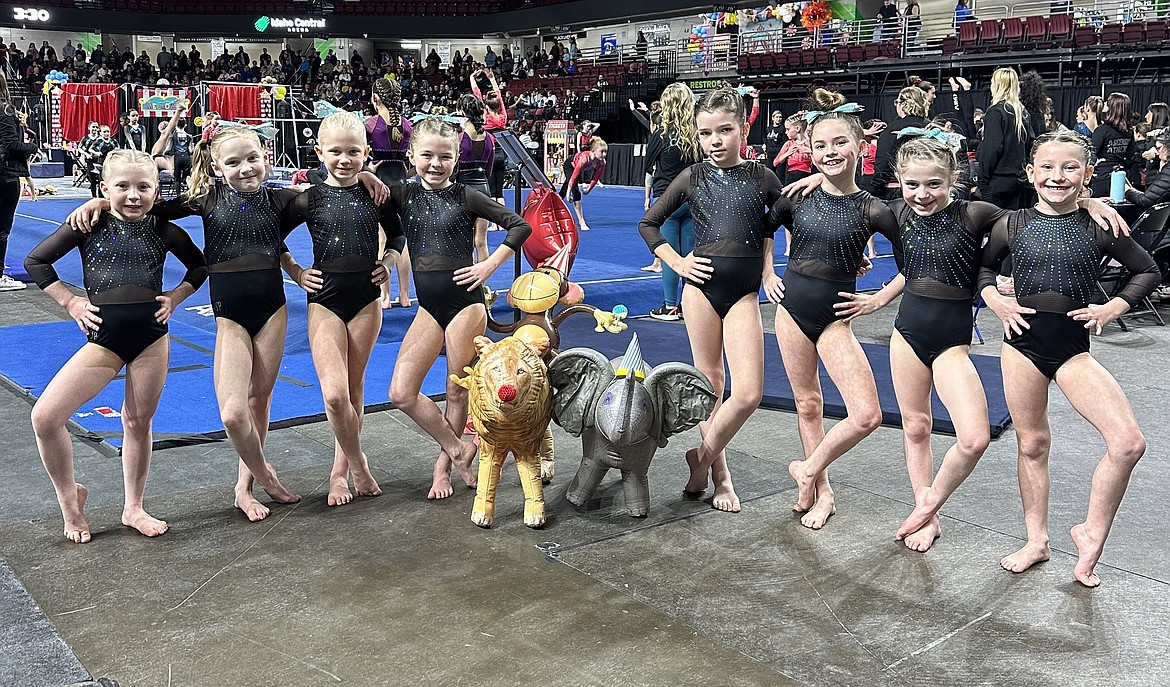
549,335,716,517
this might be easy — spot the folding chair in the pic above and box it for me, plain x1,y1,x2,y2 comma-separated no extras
1098,202,1170,328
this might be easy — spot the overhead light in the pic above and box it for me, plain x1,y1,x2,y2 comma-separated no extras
401,41,421,48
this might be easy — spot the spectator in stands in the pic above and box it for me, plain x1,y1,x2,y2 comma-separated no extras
1088,92,1140,196
426,48,441,74
636,31,649,59
568,37,580,61
875,0,900,42
954,0,974,26
484,46,497,70
904,0,922,45
62,40,75,61
39,41,55,62
91,44,104,68
500,46,514,76
976,68,1034,209
155,46,173,73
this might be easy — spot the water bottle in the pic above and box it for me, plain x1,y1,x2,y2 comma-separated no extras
1110,169,1127,203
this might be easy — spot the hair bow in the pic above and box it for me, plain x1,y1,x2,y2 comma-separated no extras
314,100,355,119
895,126,966,149
803,103,864,123
201,123,222,142
409,112,468,125
218,120,279,141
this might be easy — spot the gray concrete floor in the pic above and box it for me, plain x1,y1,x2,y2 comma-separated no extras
1,276,1168,687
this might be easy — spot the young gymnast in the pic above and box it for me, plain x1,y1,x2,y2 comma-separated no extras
65,123,389,520
773,114,812,256
282,111,406,507
638,87,791,512
560,139,607,232
786,132,1125,546
469,68,509,226
455,95,496,264
24,149,208,542
367,77,413,309
979,131,1157,586
384,116,532,499
779,89,901,530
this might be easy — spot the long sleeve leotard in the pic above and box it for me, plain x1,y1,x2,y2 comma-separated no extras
788,188,903,281
25,214,208,304
638,162,791,258
283,183,405,272
151,184,302,273
890,199,1004,300
978,208,1159,312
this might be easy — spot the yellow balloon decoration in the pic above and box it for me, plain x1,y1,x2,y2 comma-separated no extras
274,86,287,100
193,116,204,127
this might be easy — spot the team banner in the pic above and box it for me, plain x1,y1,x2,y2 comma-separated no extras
137,87,192,118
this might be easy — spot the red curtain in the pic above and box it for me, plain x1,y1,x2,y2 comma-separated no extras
208,84,262,123
60,83,120,142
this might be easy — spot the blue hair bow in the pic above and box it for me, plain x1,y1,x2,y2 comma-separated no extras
313,100,358,119
409,112,468,125
803,103,864,123
895,126,966,149
217,120,278,141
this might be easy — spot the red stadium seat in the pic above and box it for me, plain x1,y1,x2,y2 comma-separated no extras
848,44,865,63
814,47,830,67
1074,25,1098,48
941,35,958,55
979,19,1002,50
748,54,763,71
864,43,882,60
801,49,816,68
882,39,901,58
957,20,980,51
1146,19,1169,44
1049,13,1073,46
737,54,751,71
1024,15,1047,46
759,53,776,70
1001,18,1025,50
1100,23,1124,49
1122,21,1145,46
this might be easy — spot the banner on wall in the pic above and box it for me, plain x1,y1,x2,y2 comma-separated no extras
543,120,576,185
136,87,192,117
637,22,671,47
210,38,226,58
600,34,617,56
436,41,451,66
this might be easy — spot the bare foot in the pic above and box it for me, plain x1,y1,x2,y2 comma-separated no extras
579,224,590,232
897,492,937,540
380,293,392,309
451,441,478,489
121,506,168,537
257,462,300,504
397,293,412,308
327,474,353,506
1000,542,1051,573
903,515,941,552
711,464,741,513
428,451,455,500
234,489,271,522
1071,524,1104,588
62,484,91,544
800,493,836,529
788,460,815,512
683,447,708,494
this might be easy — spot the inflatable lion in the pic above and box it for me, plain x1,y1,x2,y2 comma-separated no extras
452,334,553,528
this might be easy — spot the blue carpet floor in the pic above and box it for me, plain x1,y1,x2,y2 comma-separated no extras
0,190,903,448
556,316,1013,438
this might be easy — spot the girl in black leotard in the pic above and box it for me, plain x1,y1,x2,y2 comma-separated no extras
639,87,790,513
978,131,1157,587
385,117,532,500
282,111,406,508
24,150,207,543
780,89,901,530
64,126,345,520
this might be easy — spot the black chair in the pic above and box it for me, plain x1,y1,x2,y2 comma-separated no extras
1098,202,1170,328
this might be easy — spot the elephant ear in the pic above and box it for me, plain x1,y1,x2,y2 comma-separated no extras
548,348,616,437
644,363,717,447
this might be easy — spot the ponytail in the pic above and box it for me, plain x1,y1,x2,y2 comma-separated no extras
186,138,215,201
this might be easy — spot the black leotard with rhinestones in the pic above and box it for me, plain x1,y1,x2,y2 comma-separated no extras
25,214,208,305
386,182,531,272
889,199,1003,301
638,162,791,258
978,208,1159,312
151,184,301,273
788,188,902,280
283,183,406,272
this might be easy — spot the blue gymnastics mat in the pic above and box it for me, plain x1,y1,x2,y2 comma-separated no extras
1,191,902,448
556,316,1014,439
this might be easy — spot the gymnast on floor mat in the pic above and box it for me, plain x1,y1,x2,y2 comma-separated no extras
978,131,1157,588
25,149,207,543
638,86,791,514
383,116,532,500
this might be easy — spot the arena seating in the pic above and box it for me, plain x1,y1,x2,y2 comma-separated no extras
938,13,1170,56
736,40,901,77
